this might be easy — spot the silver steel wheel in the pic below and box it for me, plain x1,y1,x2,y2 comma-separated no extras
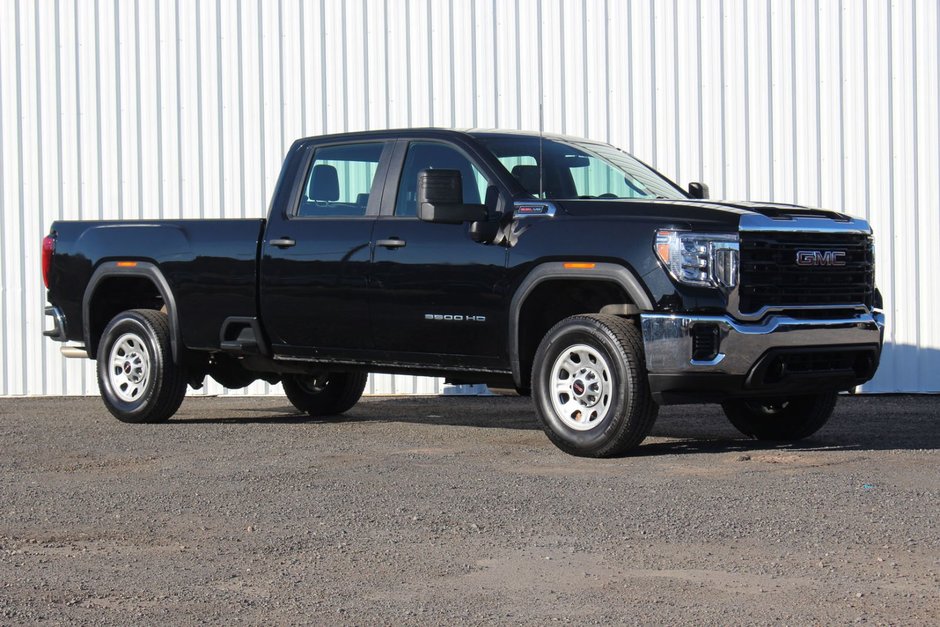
549,343,614,431
296,374,329,395
108,332,151,403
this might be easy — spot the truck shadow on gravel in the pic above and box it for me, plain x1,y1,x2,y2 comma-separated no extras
637,395,940,456
175,394,939,456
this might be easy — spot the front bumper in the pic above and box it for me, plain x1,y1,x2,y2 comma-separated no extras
640,309,885,404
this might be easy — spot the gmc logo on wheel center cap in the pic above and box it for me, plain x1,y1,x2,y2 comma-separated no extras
795,250,847,267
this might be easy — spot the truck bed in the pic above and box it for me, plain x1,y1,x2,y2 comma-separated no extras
49,219,266,350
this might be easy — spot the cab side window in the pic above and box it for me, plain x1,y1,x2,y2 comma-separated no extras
297,142,384,217
395,142,488,217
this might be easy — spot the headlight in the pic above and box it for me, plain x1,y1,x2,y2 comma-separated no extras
654,230,739,289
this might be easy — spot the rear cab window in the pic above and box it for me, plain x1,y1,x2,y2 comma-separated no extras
297,142,385,217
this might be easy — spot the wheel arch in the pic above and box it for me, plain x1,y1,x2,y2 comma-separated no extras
83,261,182,362
509,262,654,388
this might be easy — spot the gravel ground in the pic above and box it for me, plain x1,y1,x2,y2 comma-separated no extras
0,393,937,625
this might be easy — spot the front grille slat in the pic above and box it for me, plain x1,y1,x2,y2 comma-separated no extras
739,232,874,313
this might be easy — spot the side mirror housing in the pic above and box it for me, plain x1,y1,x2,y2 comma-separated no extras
688,181,710,199
417,169,487,224
469,220,500,243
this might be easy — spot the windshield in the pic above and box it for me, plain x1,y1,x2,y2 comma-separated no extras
474,136,686,201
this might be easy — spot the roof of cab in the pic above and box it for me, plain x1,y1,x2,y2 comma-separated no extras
297,127,602,145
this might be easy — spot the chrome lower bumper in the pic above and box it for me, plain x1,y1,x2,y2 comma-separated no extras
43,305,68,342
640,310,885,375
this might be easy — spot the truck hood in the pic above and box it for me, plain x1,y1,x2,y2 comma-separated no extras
554,199,857,231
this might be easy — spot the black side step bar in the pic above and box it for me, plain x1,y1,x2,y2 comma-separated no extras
219,317,270,356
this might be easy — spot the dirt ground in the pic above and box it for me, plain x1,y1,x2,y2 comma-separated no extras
0,394,937,625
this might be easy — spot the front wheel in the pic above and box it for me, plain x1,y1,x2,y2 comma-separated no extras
721,392,839,440
531,314,658,457
282,372,368,418
96,309,188,423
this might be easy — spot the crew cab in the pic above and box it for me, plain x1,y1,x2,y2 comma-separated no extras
42,129,885,457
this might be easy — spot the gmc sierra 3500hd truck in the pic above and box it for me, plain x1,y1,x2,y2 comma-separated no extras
42,129,885,457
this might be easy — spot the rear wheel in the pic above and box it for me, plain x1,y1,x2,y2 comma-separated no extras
96,309,188,423
721,392,839,440
531,314,658,457
282,372,368,417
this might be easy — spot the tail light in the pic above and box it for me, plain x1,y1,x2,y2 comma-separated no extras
42,234,56,288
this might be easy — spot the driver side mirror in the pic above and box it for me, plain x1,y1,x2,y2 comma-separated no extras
688,181,709,199
416,169,487,224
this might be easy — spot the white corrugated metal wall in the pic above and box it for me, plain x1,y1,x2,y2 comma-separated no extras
1,0,937,396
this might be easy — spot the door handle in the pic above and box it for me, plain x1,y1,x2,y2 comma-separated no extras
376,238,407,249
270,237,296,248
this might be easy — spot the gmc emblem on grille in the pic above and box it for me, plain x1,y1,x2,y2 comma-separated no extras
795,250,847,267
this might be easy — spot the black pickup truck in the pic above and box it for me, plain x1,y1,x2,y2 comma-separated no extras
42,129,885,457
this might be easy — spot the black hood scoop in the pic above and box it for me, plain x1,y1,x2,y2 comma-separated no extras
715,201,852,221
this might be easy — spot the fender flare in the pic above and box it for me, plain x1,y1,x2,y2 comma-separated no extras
508,262,654,387
82,261,182,362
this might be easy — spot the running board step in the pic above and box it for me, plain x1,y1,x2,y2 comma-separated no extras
219,317,268,355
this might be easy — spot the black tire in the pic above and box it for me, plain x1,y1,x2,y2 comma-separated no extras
96,309,188,423
721,392,839,440
282,372,368,417
531,314,658,457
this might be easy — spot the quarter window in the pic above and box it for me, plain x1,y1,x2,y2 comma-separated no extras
297,142,384,217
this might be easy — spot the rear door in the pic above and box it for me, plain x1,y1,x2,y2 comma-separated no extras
260,140,392,356
369,139,509,369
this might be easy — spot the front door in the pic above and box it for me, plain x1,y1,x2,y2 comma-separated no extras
370,140,508,369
